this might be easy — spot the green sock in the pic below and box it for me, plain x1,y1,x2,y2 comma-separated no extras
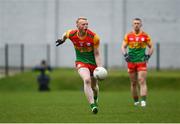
141,96,146,101
134,96,139,102
90,103,96,109
94,96,98,101
94,96,98,106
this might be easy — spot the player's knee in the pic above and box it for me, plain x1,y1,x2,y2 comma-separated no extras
131,79,137,86
84,78,91,84
131,81,137,87
138,78,146,85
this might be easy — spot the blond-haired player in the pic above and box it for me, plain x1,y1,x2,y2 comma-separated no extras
56,17,102,114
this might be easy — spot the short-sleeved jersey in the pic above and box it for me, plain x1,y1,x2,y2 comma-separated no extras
124,31,152,62
65,29,100,65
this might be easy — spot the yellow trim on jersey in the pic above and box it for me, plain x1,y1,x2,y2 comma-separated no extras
65,30,72,38
124,34,128,44
93,34,100,48
77,30,87,40
146,34,152,46
133,30,143,36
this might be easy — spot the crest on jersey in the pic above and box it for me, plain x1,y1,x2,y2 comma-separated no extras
135,37,139,41
79,42,83,47
86,42,91,46
129,37,134,41
141,37,145,41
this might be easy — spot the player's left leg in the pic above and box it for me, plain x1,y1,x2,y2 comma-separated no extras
91,77,99,106
137,62,148,107
138,70,147,107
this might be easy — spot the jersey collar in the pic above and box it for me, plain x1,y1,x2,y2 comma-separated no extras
77,30,87,40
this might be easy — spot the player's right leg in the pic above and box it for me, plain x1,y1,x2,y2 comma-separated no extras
87,63,99,107
77,67,98,114
128,62,139,106
129,72,139,106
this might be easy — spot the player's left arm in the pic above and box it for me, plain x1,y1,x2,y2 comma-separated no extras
145,35,154,61
93,34,102,67
146,35,154,56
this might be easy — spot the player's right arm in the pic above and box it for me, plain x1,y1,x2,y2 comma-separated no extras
121,40,128,55
121,34,128,55
55,30,71,46
121,34,131,62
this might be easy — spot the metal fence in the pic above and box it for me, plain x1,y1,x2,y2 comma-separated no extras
0,42,180,77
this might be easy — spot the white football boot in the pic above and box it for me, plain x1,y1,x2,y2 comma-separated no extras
141,101,146,107
134,101,140,106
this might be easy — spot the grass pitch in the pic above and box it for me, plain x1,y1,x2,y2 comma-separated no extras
0,90,179,123
0,68,180,122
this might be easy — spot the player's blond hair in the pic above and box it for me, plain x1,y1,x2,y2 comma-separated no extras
76,17,87,24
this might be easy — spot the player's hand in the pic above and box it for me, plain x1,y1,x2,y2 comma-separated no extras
144,54,151,62
124,53,131,62
55,39,64,46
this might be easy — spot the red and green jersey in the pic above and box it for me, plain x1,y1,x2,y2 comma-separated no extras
124,31,152,62
65,29,100,65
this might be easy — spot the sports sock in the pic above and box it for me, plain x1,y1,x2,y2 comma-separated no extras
133,96,139,102
90,103,97,109
94,96,98,101
94,96,98,106
141,96,146,101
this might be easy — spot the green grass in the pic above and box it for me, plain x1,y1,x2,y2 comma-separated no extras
0,90,179,123
0,68,180,91
0,68,180,122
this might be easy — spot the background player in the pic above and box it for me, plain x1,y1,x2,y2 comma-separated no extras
56,17,102,114
121,18,154,107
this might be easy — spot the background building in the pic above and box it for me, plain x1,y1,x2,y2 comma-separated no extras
0,0,180,69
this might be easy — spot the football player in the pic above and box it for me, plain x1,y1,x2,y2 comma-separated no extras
56,17,102,114
121,18,154,107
